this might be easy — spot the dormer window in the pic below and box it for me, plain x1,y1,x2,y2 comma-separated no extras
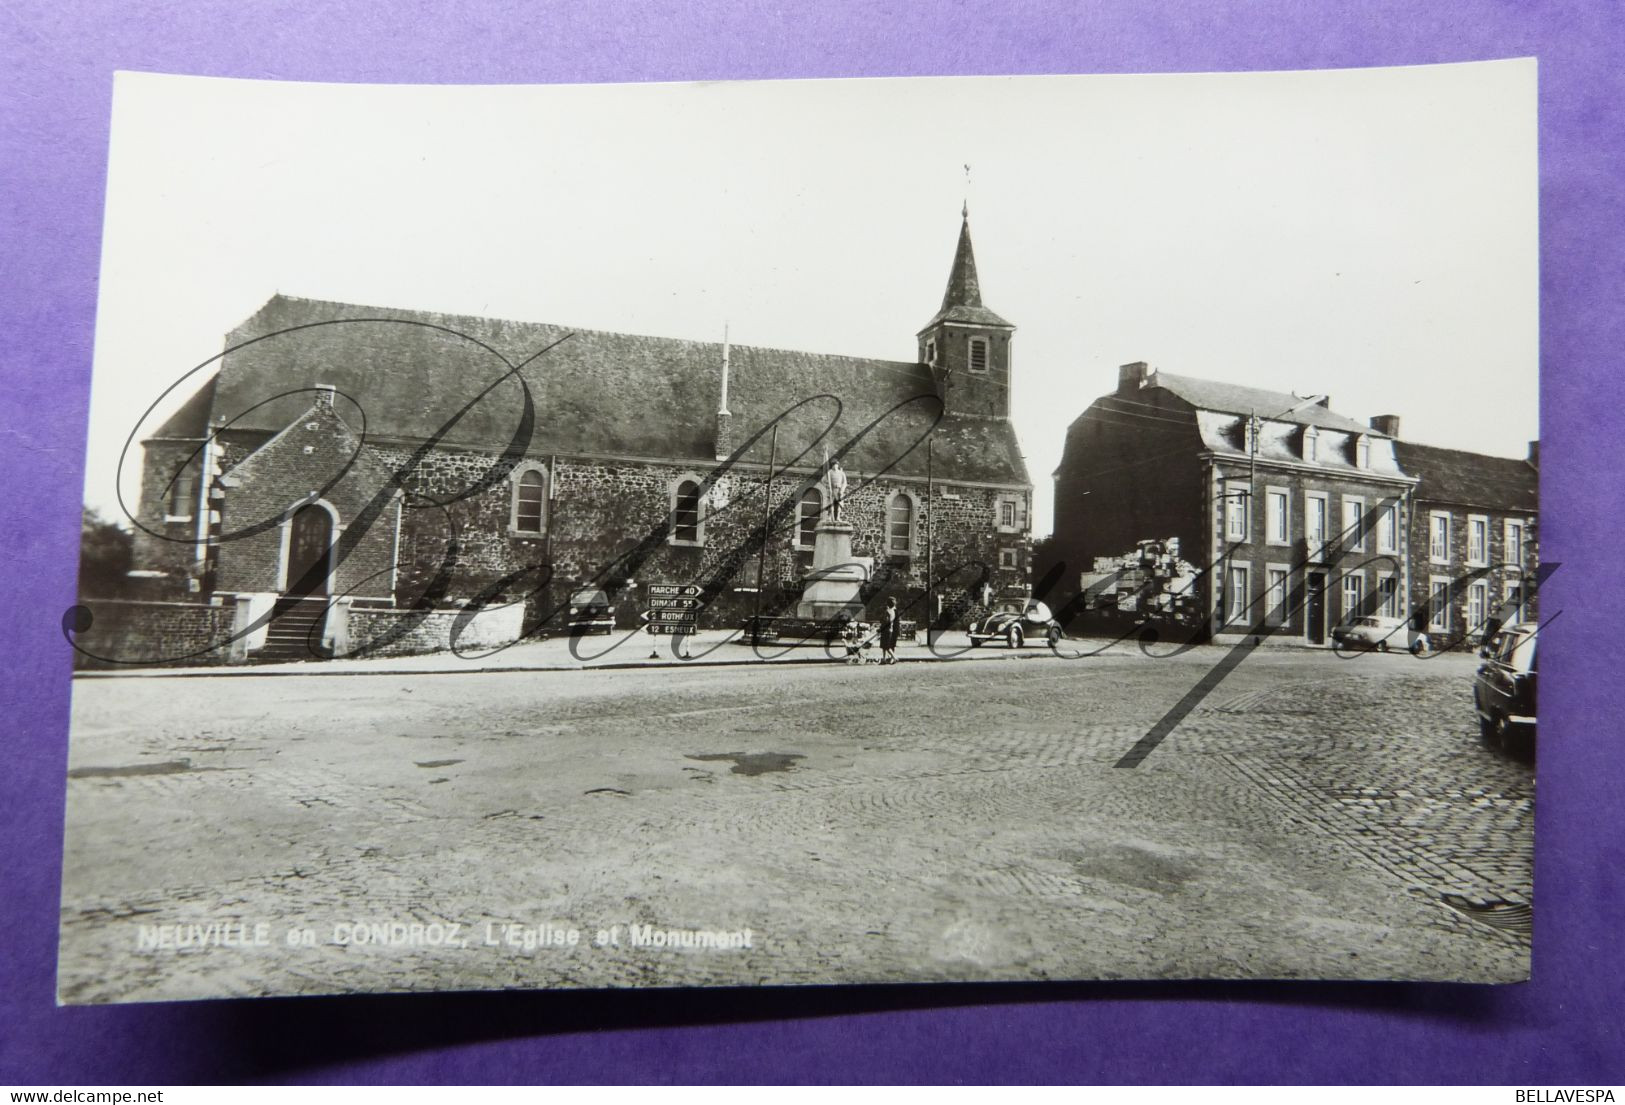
1302,426,1319,463
1355,434,1371,469
968,337,989,373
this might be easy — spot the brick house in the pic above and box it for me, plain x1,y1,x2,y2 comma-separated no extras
1390,428,1539,648
122,212,1033,662
1051,362,1419,645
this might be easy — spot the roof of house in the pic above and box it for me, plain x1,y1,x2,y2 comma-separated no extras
918,213,1013,332
159,294,1030,487
1147,371,1380,435
1392,440,1538,512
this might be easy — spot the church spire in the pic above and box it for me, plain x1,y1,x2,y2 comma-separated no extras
940,205,984,311
919,207,1011,332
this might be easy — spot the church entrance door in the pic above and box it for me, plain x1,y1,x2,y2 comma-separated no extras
285,504,334,596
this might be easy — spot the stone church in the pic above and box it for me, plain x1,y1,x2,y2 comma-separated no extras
121,213,1034,662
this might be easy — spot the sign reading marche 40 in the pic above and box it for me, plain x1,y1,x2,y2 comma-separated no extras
646,584,700,635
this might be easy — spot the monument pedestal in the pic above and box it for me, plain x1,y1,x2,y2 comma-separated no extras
796,520,872,622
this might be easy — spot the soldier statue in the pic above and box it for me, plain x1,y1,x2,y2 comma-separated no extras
825,457,848,522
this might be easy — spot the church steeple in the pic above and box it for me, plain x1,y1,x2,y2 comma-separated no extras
917,207,1015,419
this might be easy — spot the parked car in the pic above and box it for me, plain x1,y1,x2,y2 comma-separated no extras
1474,622,1538,759
1331,614,1419,653
567,587,615,636
968,598,1062,649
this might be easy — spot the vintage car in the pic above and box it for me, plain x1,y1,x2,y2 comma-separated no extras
567,587,615,636
967,598,1063,649
1330,614,1418,653
1474,622,1538,759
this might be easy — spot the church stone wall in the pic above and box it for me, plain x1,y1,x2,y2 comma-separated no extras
141,432,1032,637
211,424,400,603
130,441,207,588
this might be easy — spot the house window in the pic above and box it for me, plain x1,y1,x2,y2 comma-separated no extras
1224,481,1248,541
511,468,547,535
999,547,1018,570
994,495,1023,533
1429,511,1451,563
165,465,198,521
1303,426,1319,463
1467,515,1489,565
1225,565,1249,625
1505,519,1525,568
1376,503,1398,554
672,478,703,545
1265,567,1290,627
1340,497,1364,553
1503,581,1525,625
797,488,823,548
1468,581,1489,635
968,337,989,373
1428,578,1451,631
1305,493,1328,561
1355,434,1371,469
1340,572,1364,624
1377,573,1399,618
888,492,915,555
1265,488,1289,546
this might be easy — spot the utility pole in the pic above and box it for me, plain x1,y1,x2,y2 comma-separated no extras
753,424,778,640
925,435,934,645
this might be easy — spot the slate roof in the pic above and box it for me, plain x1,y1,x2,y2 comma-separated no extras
1147,371,1379,435
158,294,1030,487
918,214,1013,332
1392,440,1538,512
149,375,217,439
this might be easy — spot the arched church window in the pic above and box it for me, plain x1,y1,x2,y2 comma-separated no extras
888,492,915,555
672,478,703,545
510,466,547,535
798,487,823,548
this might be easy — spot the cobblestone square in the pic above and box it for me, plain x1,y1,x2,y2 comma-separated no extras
58,642,1533,1002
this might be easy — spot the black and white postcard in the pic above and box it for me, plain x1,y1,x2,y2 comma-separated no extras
62,63,1540,1002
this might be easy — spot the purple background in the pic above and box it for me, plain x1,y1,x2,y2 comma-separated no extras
3,0,1621,1085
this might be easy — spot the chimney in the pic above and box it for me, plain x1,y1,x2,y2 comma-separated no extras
1117,361,1154,392
314,383,336,410
1528,440,1539,467
1369,414,1401,437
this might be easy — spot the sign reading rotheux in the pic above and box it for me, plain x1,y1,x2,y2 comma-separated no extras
646,584,699,636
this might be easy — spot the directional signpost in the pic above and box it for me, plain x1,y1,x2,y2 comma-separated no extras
645,584,701,651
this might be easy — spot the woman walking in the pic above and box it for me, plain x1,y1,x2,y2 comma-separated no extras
879,597,902,665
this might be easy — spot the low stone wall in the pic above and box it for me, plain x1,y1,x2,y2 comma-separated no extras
343,602,527,659
70,599,237,670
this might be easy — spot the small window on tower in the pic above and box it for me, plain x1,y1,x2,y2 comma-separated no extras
924,339,937,366
968,337,989,373
166,464,198,521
